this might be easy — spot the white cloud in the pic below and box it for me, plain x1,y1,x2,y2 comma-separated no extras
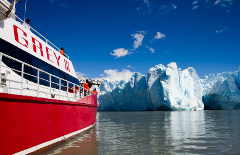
146,46,155,53
143,0,154,15
159,4,177,15
153,32,166,40
76,72,86,77
131,32,146,49
134,1,176,17
172,4,177,9
76,72,87,82
111,48,131,58
192,0,233,11
212,0,234,13
192,0,199,10
192,5,199,10
50,0,55,3
143,0,150,7
164,50,170,53
214,0,221,5
136,31,147,34
103,69,134,81
215,26,229,33
192,0,198,5
214,0,234,7
127,65,134,68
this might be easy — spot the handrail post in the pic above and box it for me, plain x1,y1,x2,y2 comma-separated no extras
21,63,24,95
37,69,39,97
0,53,2,75
77,85,79,99
80,86,81,98
59,78,61,99
81,86,83,98
79,86,81,98
73,84,75,100
49,74,51,98
67,81,69,101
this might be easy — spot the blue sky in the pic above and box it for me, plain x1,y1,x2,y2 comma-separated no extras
14,0,240,80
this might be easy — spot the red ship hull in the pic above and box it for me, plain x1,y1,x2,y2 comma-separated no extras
0,93,98,155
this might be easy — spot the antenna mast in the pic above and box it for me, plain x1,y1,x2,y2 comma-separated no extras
24,0,27,22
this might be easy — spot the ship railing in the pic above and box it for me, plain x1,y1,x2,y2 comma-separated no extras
14,15,69,59
0,52,94,101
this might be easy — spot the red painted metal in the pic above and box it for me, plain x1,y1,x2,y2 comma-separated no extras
0,93,98,155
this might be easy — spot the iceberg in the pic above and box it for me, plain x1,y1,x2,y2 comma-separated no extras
202,70,240,110
146,62,204,111
97,72,148,111
97,62,204,111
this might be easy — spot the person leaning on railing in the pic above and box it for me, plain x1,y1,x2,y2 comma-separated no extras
67,85,80,93
84,79,90,96
74,86,79,93
22,19,30,30
92,88,97,95
60,47,67,57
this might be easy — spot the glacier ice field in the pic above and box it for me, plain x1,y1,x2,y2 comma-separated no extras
94,62,240,111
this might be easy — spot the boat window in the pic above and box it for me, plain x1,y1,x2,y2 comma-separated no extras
23,65,34,82
52,69,66,90
66,74,79,86
1,42,34,82
60,71,67,90
2,56,21,74
52,69,59,89
32,58,51,86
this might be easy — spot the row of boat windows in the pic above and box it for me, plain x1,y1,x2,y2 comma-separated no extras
0,38,80,90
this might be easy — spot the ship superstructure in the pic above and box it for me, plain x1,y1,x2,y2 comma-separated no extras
0,1,98,154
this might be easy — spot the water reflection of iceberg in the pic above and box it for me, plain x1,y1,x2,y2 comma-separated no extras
164,111,207,153
166,111,206,139
42,128,98,155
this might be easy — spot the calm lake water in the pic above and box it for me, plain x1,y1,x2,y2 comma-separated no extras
43,110,240,155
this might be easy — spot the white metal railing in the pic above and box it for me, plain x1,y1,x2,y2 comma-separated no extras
0,52,94,101
14,15,69,59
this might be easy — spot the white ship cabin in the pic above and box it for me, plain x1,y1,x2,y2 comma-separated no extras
0,1,92,101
